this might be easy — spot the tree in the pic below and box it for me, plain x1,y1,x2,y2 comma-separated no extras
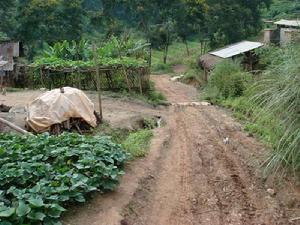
264,0,300,19
0,0,17,39
205,0,271,47
174,0,208,55
16,0,85,44
14,0,85,58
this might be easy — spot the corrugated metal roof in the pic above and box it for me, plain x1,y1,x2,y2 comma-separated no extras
275,19,300,27
209,41,264,59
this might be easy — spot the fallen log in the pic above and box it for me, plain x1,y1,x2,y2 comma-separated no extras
0,117,33,135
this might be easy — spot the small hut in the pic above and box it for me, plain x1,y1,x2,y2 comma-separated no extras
199,41,264,81
0,41,20,86
0,59,8,89
264,19,300,46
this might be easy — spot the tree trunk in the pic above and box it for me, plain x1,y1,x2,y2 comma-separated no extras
184,39,190,56
163,41,169,64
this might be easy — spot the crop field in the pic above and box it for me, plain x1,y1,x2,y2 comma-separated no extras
0,133,128,225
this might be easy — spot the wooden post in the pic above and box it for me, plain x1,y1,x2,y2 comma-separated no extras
149,43,152,68
0,72,3,91
123,66,132,92
40,67,44,87
204,69,208,82
92,43,103,123
139,69,143,95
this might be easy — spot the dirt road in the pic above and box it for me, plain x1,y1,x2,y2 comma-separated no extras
63,75,299,225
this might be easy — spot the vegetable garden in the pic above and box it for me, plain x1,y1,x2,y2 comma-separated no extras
0,133,128,225
28,38,151,93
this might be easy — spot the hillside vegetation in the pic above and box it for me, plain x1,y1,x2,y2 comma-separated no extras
204,44,300,175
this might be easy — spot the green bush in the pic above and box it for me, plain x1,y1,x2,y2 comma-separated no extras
151,62,173,74
144,82,166,106
0,133,128,225
204,60,252,103
122,130,153,158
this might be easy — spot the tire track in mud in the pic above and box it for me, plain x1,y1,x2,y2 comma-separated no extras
123,74,292,225
187,107,258,225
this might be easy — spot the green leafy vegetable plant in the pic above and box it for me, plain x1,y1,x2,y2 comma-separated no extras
0,133,128,225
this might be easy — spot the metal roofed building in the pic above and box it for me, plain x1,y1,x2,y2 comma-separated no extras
274,19,300,28
199,41,263,81
264,20,300,45
209,41,264,59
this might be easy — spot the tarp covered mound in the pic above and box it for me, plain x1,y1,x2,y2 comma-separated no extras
26,87,97,133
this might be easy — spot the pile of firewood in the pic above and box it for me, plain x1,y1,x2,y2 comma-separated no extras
48,111,101,135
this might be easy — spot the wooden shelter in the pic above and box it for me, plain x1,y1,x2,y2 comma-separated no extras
199,41,264,81
199,54,223,81
0,41,24,87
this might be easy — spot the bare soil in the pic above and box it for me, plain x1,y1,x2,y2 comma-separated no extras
0,90,164,131
1,75,299,225
63,75,300,225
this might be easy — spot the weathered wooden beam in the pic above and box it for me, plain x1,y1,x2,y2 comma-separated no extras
0,117,33,135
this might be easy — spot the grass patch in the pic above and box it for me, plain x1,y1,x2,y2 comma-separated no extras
95,122,155,160
6,87,25,92
122,129,153,159
101,82,166,106
95,122,130,144
151,41,204,74
221,97,284,147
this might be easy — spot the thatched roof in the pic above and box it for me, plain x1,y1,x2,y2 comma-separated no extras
199,54,223,71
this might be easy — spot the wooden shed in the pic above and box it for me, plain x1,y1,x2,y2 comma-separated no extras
264,20,300,46
0,41,22,87
0,41,20,71
199,54,223,81
199,41,264,81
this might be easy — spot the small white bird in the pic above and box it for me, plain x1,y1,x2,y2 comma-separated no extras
223,137,229,145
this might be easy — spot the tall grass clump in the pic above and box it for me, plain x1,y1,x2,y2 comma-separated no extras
203,60,252,103
122,129,153,158
250,44,300,174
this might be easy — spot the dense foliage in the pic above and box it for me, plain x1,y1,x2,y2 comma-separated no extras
0,0,271,60
32,38,148,69
0,133,128,225
205,0,271,47
205,44,300,175
250,45,300,173
204,60,252,103
264,0,300,20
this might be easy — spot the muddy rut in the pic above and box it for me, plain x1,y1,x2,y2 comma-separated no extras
123,76,292,225
63,75,299,225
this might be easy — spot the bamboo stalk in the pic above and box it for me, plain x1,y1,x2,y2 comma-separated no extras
92,43,103,123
